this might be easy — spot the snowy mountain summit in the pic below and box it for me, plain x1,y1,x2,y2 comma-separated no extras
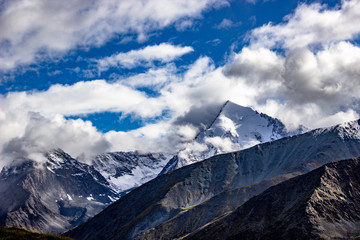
161,101,304,173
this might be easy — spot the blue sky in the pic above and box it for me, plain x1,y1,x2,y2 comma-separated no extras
1,0,303,93
1,0,360,164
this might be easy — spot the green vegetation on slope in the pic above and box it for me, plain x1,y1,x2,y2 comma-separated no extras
0,227,73,240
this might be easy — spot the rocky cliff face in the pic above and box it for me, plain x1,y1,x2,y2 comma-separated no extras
187,158,360,240
65,119,360,240
161,101,304,174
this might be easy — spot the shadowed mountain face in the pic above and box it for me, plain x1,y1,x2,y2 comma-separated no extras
0,149,168,234
66,119,360,240
0,149,118,233
187,158,360,240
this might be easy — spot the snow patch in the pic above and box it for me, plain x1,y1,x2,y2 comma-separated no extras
47,166,55,174
67,194,72,201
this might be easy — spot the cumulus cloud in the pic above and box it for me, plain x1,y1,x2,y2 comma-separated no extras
0,110,110,169
10,114,109,156
224,0,360,129
224,47,284,84
0,0,228,71
214,18,241,29
249,0,360,49
4,80,165,118
224,42,360,128
204,136,240,153
96,43,194,71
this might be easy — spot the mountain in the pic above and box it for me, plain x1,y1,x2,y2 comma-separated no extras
0,149,168,234
187,158,360,240
161,100,304,174
92,152,168,194
65,119,360,240
0,149,118,233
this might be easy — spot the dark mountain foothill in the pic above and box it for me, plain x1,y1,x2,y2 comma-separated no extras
187,158,360,240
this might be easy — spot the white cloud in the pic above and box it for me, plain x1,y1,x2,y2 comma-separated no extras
176,124,198,141
204,136,239,153
0,110,111,169
249,0,360,49
214,18,241,29
4,80,166,118
97,43,193,71
224,41,360,129
224,47,284,84
0,0,228,71
223,0,360,130
175,19,195,31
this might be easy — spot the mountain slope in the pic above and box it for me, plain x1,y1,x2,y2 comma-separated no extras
92,152,168,194
65,119,360,240
161,100,303,174
187,158,360,240
0,149,118,233
138,173,299,240
0,149,169,233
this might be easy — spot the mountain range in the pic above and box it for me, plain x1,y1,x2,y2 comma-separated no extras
0,150,167,233
0,101,295,233
66,118,360,240
2,101,360,239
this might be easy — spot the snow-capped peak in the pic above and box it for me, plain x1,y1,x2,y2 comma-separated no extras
335,119,360,139
313,118,360,140
161,101,303,174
